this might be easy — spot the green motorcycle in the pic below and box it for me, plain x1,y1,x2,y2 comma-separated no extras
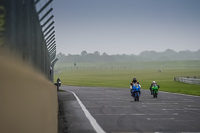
152,85,158,98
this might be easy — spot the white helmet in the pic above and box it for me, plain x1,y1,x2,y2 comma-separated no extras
153,81,156,83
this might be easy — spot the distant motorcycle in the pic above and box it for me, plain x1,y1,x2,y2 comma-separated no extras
55,78,61,91
152,85,158,98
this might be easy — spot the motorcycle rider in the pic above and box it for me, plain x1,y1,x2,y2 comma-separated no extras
137,81,141,94
149,81,160,95
130,78,141,97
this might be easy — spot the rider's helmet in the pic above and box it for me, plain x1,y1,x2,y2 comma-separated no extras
153,81,156,84
132,78,137,83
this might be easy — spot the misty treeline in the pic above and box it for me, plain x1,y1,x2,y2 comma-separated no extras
56,49,200,63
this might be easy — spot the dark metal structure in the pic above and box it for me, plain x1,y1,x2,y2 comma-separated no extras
0,0,57,82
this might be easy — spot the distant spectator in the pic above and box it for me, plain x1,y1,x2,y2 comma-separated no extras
57,78,61,86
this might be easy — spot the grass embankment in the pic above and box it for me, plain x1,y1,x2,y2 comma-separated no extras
54,61,200,96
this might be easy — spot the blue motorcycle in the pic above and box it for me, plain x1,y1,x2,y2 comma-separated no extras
130,85,141,101
133,90,140,101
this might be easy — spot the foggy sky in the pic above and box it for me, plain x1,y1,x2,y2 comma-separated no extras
52,0,200,55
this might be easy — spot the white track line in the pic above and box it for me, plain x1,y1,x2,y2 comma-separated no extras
67,90,106,133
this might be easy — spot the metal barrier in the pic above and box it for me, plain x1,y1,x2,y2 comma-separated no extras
174,76,200,85
0,0,57,81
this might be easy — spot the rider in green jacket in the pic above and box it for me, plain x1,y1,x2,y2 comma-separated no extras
149,81,160,95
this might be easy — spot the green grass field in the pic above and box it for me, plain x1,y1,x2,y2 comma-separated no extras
54,61,200,96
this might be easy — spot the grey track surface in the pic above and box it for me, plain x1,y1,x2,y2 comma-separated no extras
58,91,95,133
58,86,200,133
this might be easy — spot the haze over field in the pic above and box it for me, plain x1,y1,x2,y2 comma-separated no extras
52,0,200,55
56,49,200,63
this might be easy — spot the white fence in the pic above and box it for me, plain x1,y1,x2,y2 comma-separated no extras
174,77,200,85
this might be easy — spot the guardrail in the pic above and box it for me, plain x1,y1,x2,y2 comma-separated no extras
174,76,200,85
0,0,57,81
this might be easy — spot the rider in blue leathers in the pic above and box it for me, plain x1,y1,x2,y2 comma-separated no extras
130,78,141,97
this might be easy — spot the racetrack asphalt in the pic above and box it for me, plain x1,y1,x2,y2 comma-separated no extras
58,86,200,133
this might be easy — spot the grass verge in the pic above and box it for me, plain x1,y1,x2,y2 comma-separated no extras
54,68,200,96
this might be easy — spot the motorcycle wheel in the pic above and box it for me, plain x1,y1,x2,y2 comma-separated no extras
153,92,155,98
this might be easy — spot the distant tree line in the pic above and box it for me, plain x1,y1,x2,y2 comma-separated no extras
56,49,200,63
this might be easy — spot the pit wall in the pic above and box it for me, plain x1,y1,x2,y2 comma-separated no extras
0,52,58,133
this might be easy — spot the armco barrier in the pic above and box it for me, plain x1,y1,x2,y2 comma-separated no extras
174,76,200,85
0,0,57,80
